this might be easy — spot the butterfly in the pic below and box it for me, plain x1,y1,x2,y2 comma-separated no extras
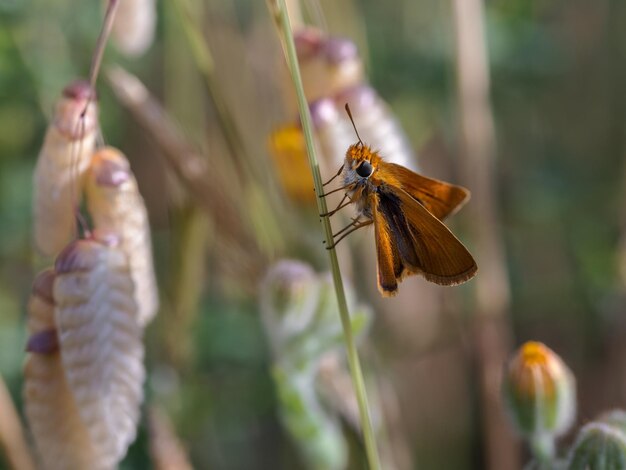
321,104,477,296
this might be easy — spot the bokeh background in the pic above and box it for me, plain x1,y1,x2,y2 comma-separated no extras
0,0,625,468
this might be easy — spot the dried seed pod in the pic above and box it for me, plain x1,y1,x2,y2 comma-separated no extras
110,0,156,57
86,147,158,327
33,80,98,257
53,236,145,467
24,269,104,470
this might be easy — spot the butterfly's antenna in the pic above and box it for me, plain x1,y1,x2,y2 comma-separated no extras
344,103,363,146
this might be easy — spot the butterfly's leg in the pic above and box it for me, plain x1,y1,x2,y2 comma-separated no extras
320,193,353,217
326,219,373,249
322,164,344,187
318,182,355,198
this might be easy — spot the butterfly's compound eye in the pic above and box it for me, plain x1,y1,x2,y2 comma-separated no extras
356,160,373,178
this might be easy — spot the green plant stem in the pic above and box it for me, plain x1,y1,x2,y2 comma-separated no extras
270,1,381,468
529,432,555,467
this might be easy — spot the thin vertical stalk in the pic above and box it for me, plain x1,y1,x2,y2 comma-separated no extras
0,374,35,470
269,1,381,468
450,0,519,469
88,0,120,89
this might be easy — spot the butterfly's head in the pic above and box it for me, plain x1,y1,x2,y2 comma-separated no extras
345,142,377,179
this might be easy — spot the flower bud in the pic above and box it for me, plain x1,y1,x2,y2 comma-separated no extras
267,125,316,204
598,409,626,435
503,341,576,438
567,422,626,470
260,260,371,470
260,260,371,364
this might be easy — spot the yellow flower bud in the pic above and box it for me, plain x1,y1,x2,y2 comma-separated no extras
503,341,576,438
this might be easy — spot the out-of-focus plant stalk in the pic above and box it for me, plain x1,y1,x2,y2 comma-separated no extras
0,374,35,470
148,407,193,470
170,0,251,179
451,0,519,468
268,1,381,468
106,67,255,252
161,0,209,369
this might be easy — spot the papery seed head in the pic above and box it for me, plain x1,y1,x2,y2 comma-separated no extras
86,146,158,327
111,0,157,57
336,84,377,112
25,329,59,354
91,147,131,187
294,28,324,60
54,237,117,273
290,29,364,109
568,423,626,469
33,81,99,257
90,228,122,248
334,84,418,170
324,37,359,64
62,80,97,100
24,266,103,468
32,268,56,304
503,341,576,438
53,81,98,140
52,237,144,465
309,98,340,129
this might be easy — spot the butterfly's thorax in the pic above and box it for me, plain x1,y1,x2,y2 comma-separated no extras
342,143,400,219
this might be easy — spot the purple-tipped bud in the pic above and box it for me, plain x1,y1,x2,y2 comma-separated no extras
32,269,56,304
54,235,119,274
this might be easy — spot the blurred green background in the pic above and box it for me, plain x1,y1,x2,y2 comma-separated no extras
1,0,626,469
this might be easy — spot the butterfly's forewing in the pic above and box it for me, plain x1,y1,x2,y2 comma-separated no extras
371,194,404,296
375,187,477,286
384,162,470,220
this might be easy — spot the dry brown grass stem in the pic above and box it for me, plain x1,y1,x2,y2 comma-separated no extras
106,66,258,256
451,0,519,468
89,0,120,89
148,407,193,470
0,374,35,470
